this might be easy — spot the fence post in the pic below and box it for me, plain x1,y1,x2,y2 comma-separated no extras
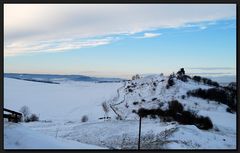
138,116,142,150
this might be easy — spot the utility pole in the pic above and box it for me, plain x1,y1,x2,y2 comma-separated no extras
138,116,142,150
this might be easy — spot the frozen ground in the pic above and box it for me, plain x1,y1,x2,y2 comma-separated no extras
4,76,236,149
4,121,106,149
21,118,236,149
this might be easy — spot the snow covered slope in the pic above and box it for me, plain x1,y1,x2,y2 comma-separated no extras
4,122,106,149
22,119,235,149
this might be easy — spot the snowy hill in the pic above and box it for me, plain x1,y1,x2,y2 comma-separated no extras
108,73,236,121
3,70,236,149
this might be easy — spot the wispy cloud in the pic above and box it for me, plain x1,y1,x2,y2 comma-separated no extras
4,4,236,56
5,37,115,56
187,72,233,75
187,67,235,70
136,32,162,39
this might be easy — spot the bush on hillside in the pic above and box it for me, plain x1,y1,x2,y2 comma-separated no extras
226,107,234,113
136,100,213,130
192,76,219,87
187,87,236,110
81,115,88,122
133,101,139,105
176,68,190,82
167,100,184,116
195,116,213,130
192,76,201,82
166,74,175,89
25,114,39,122
128,89,133,92
152,98,157,101
181,95,186,99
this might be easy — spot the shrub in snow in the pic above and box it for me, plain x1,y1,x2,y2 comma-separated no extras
192,76,201,82
166,74,175,89
30,114,39,121
177,68,185,76
133,101,139,105
137,107,166,119
203,78,219,87
195,116,213,130
158,102,164,107
176,68,191,82
192,76,219,87
226,82,236,90
214,126,220,132
223,85,237,111
137,108,151,118
167,100,184,116
81,115,88,122
128,88,133,92
19,106,39,122
150,114,157,119
187,87,236,110
226,107,234,113
132,74,140,80
25,114,39,122
181,95,185,99
152,98,157,101
177,110,197,125
176,110,213,130
136,100,213,130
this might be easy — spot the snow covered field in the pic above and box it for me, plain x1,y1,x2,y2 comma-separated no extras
4,78,122,121
4,76,236,149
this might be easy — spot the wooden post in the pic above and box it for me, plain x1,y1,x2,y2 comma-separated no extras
138,116,142,150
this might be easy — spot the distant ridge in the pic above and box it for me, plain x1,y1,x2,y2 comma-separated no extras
4,73,125,83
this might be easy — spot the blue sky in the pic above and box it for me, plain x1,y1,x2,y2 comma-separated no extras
4,4,236,79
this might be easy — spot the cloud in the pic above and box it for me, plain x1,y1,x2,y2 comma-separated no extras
199,26,207,30
187,67,235,70
136,32,162,39
207,75,236,83
4,4,236,56
5,37,115,56
187,72,233,75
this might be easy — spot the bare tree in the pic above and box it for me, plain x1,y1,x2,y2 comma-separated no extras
132,74,140,80
19,105,30,121
102,101,110,119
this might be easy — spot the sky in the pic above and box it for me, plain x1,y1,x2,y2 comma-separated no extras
4,4,236,79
